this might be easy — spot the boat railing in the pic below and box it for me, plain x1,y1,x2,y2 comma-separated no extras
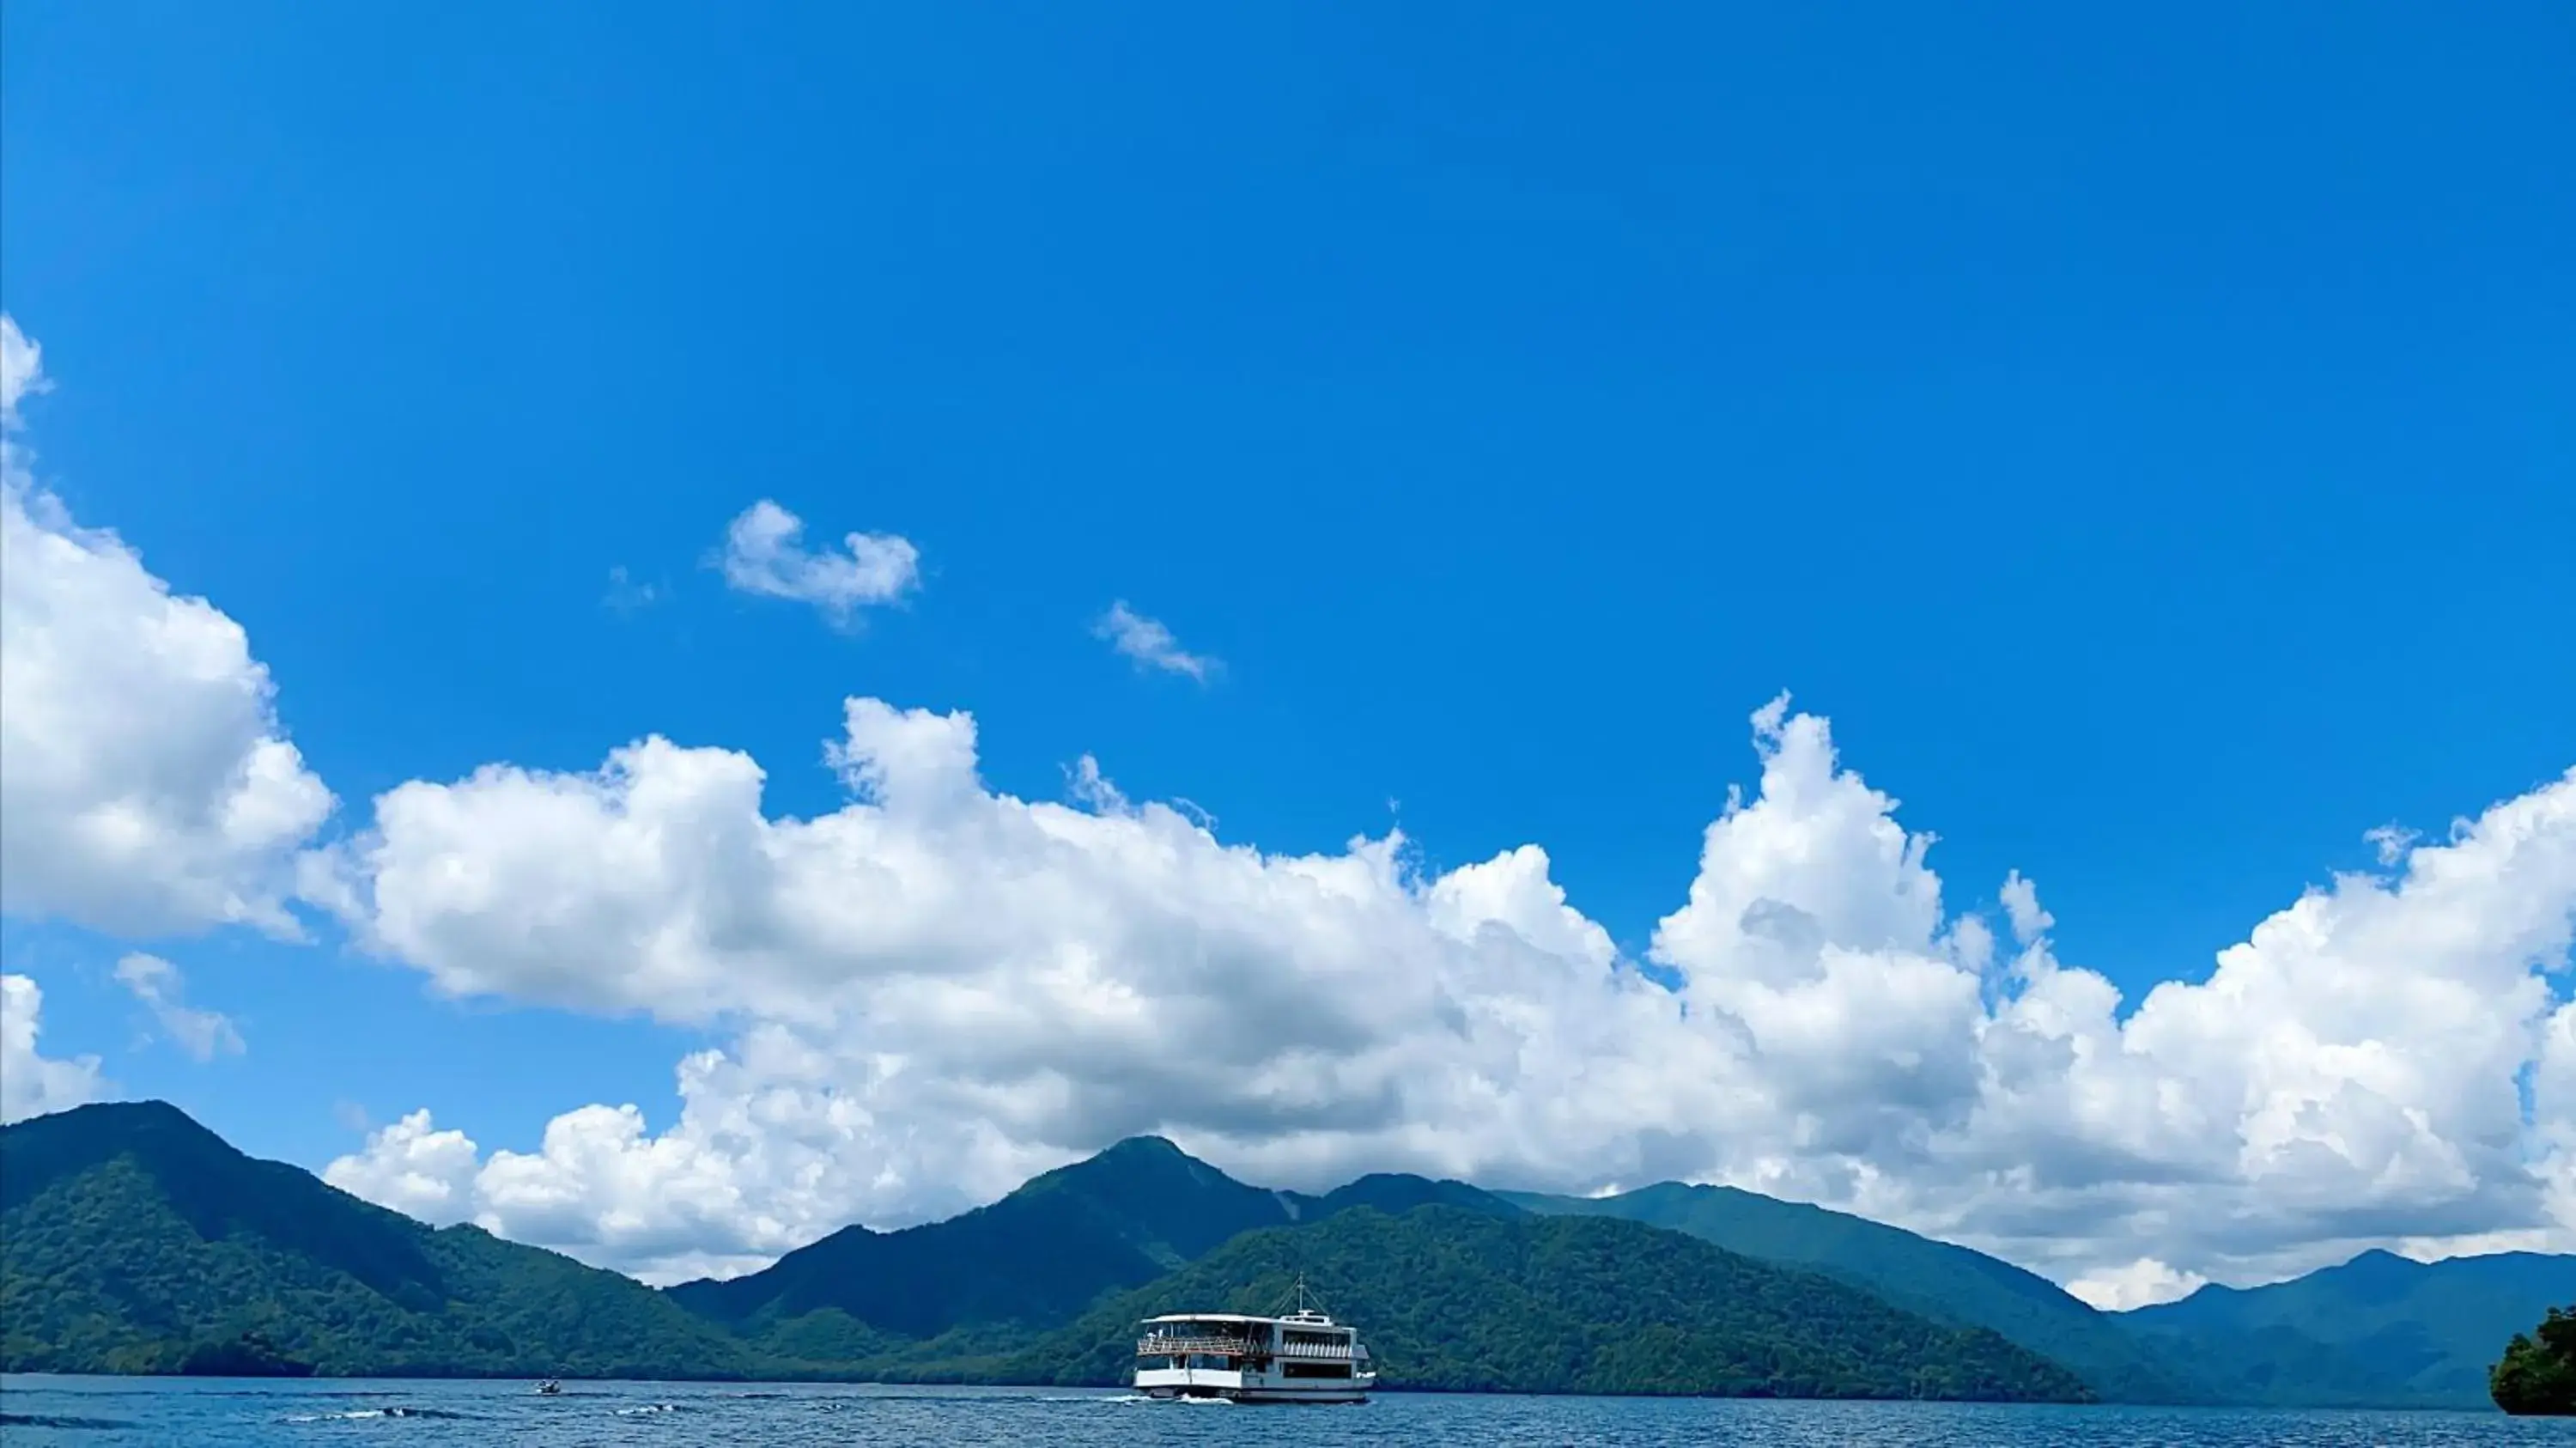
1137,1335,1355,1360
1137,1335,1250,1356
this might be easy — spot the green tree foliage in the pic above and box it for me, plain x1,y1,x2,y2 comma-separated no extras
178,1331,313,1378
999,1207,2093,1401
2492,1305,2576,1415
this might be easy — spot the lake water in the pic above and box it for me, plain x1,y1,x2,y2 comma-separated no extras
0,1378,2563,1446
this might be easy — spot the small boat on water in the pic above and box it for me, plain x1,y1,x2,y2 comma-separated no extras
1133,1278,1375,1404
533,1379,561,1396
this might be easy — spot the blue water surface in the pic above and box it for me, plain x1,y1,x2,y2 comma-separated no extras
0,1377,2564,1446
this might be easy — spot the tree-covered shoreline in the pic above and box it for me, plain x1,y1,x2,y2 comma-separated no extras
2492,1305,2576,1415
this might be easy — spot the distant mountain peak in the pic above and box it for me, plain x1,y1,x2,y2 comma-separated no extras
21,1097,203,1133
1009,1134,1237,1199
2,1098,248,1214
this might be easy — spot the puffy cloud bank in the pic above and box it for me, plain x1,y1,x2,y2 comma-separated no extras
0,314,333,938
316,694,2576,1293
9,310,2573,1305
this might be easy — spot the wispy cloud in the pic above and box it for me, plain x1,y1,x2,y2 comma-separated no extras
603,565,660,616
114,953,245,1062
1,313,52,426
716,500,920,628
1093,601,1218,682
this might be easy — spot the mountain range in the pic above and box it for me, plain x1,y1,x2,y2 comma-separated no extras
2123,1246,2576,1407
1,1100,2558,1408
665,1138,1514,1343
1498,1183,2196,1403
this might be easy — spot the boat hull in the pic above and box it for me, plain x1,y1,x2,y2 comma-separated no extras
1139,1384,1371,1404
1135,1367,1373,1404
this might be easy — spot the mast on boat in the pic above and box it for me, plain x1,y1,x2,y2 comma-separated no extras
1278,1272,1324,1320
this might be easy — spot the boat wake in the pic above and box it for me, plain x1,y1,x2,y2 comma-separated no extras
281,1407,471,1422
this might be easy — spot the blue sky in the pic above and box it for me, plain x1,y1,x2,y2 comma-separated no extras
3,3,2571,1299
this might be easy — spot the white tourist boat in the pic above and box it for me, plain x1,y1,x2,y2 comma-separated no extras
1133,1281,1376,1403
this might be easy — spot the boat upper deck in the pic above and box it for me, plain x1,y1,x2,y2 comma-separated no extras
1136,1308,1365,1361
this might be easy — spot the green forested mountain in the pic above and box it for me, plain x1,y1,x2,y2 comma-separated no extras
666,1135,1517,1353
10,1100,2558,1408
665,1147,2082,1399
1293,1172,1522,1220
665,1135,1299,1341
1503,1183,2196,1402
4,1105,2076,1397
993,1206,2092,1400
0,1101,753,1378
2122,1248,2576,1408
1504,1181,2576,1409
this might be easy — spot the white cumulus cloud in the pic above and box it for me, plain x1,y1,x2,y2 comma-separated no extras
1094,601,1218,681
2065,1258,2210,1311
1,974,106,1124
322,1037,1002,1285
716,499,920,626
313,689,2576,1293
0,314,334,939
321,1108,485,1224
112,952,245,1062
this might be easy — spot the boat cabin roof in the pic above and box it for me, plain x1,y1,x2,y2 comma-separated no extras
1139,1311,1347,1330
